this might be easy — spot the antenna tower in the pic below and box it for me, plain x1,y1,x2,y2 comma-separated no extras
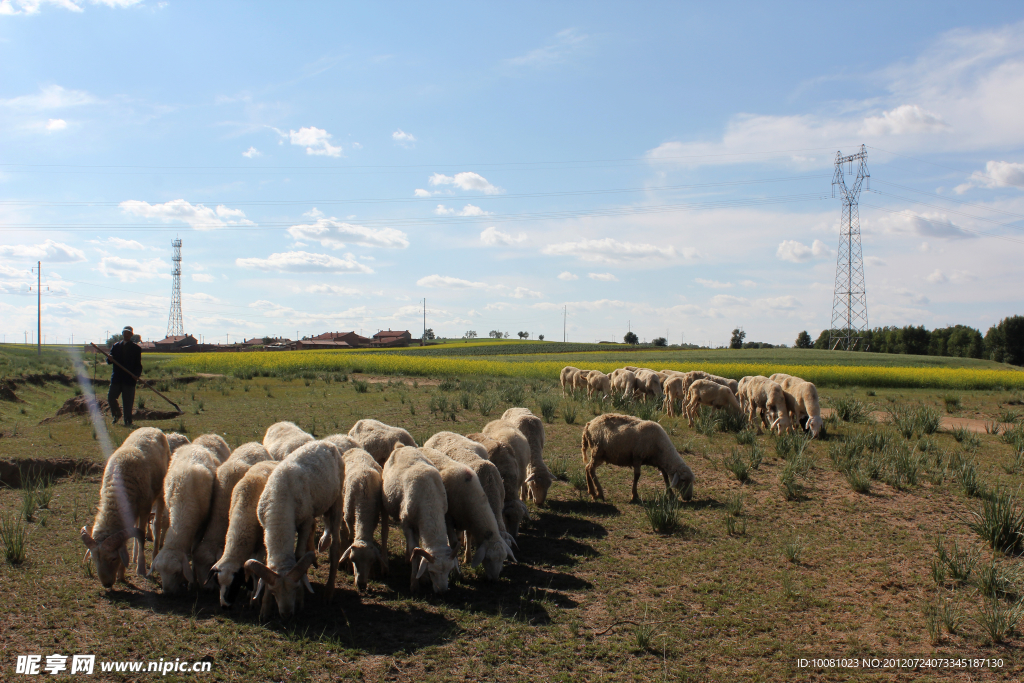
166,238,184,337
829,145,869,351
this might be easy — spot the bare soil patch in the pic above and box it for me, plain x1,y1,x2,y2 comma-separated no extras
352,373,441,386
0,458,101,487
42,395,181,423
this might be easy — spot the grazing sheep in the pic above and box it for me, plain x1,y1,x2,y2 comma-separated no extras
560,366,580,396
769,373,793,384
193,434,231,464
382,446,458,593
193,444,272,588
787,380,822,438
738,376,792,435
569,369,592,392
323,433,361,453
245,440,345,619
151,444,219,594
501,407,555,507
662,376,686,417
581,413,695,503
420,447,514,580
335,447,389,591
705,375,740,396
210,461,278,608
480,420,532,539
633,369,664,399
165,432,190,455
684,379,743,426
586,371,612,400
424,432,513,549
81,427,170,587
610,368,637,399
263,421,314,461
466,432,527,544
348,419,417,467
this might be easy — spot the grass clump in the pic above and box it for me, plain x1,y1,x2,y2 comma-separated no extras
476,392,497,417
965,487,1024,555
0,512,27,565
783,537,804,564
974,597,1024,644
933,537,978,585
829,396,870,423
537,395,557,423
562,399,579,425
953,455,988,499
723,449,750,483
694,406,721,438
943,394,962,413
640,491,681,534
353,379,369,393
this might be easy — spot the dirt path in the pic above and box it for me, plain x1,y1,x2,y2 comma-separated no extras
820,408,1008,434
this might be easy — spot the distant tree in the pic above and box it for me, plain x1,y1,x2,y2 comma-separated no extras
624,331,639,345
730,328,746,349
518,331,529,340
795,330,813,349
503,331,510,339
107,333,141,345
463,330,478,339
488,330,502,339
652,337,667,347
423,328,436,340
986,316,1024,365
538,334,545,341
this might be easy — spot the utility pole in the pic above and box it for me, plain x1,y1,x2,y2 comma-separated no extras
829,145,870,351
563,305,566,343
422,298,426,346
30,261,42,356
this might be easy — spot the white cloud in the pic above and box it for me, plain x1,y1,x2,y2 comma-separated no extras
510,286,542,298
435,204,491,216
926,269,948,284
557,271,578,281
955,160,1024,193
414,189,432,198
120,199,254,231
287,218,409,249
98,256,167,282
588,272,618,282
392,129,416,146
0,84,97,109
235,251,373,274
710,294,750,307
0,239,86,263
303,207,324,218
876,210,976,240
242,146,261,158
480,226,526,246
542,238,678,264
191,273,215,283
927,269,976,285
429,172,503,195
694,278,733,289
859,104,951,136
533,299,631,312
776,239,832,263
45,118,67,131
303,284,361,295
280,126,342,157
506,28,587,68
865,256,887,267
484,302,512,311
739,280,757,288
93,237,144,250
417,274,490,289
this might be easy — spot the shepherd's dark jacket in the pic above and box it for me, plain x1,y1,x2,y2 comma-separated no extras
108,340,143,384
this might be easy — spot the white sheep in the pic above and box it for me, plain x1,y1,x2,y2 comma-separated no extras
560,366,580,396
348,419,417,467
684,379,743,427
424,431,515,550
581,413,695,503
192,433,231,464
501,407,555,507
263,421,314,461
336,447,389,591
193,442,272,588
466,432,524,543
80,427,170,588
633,369,664,399
210,460,279,608
609,368,637,399
784,379,822,438
323,433,361,453
245,440,345,619
382,446,458,593
480,420,532,540
420,446,514,580
586,371,612,400
151,443,219,594
705,374,740,396
738,376,792,435
164,432,190,454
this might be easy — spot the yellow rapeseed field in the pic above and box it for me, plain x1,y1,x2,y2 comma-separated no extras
171,351,1024,390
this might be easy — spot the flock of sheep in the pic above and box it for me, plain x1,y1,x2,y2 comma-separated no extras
78,366,819,622
562,366,823,439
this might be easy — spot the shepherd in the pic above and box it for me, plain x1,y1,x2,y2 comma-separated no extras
108,326,143,427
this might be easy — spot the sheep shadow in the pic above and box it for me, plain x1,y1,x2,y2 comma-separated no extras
544,499,620,518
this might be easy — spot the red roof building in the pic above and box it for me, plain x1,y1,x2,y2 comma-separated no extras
309,331,371,347
371,330,413,348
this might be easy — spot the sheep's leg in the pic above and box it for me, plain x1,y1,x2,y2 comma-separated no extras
585,460,605,501
325,508,342,603
402,526,417,561
296,519,317,568
630,465,643,504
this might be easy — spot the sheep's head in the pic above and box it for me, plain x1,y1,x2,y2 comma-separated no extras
807,415,823,439
152,548,194,595
245,552,315,620
80,526,139,588
412,546,457,594
471,534,516,581
670,460,695,501
340,540,388,591
208,559,244,608
770,411,794,435
192,541,221,592
526,468,556,507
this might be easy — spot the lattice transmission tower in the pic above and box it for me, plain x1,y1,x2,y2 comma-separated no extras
829,145,870,351
166,238,184,337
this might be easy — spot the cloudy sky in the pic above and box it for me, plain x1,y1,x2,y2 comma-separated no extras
2,2,1023,346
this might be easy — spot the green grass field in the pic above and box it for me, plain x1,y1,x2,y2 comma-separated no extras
2,347,1024,679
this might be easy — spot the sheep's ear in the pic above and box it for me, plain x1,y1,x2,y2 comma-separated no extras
471,545,487,568
339,546,353,566
670,472,681,488
245,559,279,588
182,555,194,583
118,545,131,570
80,527,98,550
205,567,220,587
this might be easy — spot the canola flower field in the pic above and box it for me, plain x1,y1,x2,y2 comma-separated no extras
168,346,1024,390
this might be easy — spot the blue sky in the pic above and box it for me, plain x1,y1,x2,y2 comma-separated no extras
2,2,1023,346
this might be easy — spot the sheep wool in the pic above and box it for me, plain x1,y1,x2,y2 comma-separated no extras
262,421,314,461
348,419,417,467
